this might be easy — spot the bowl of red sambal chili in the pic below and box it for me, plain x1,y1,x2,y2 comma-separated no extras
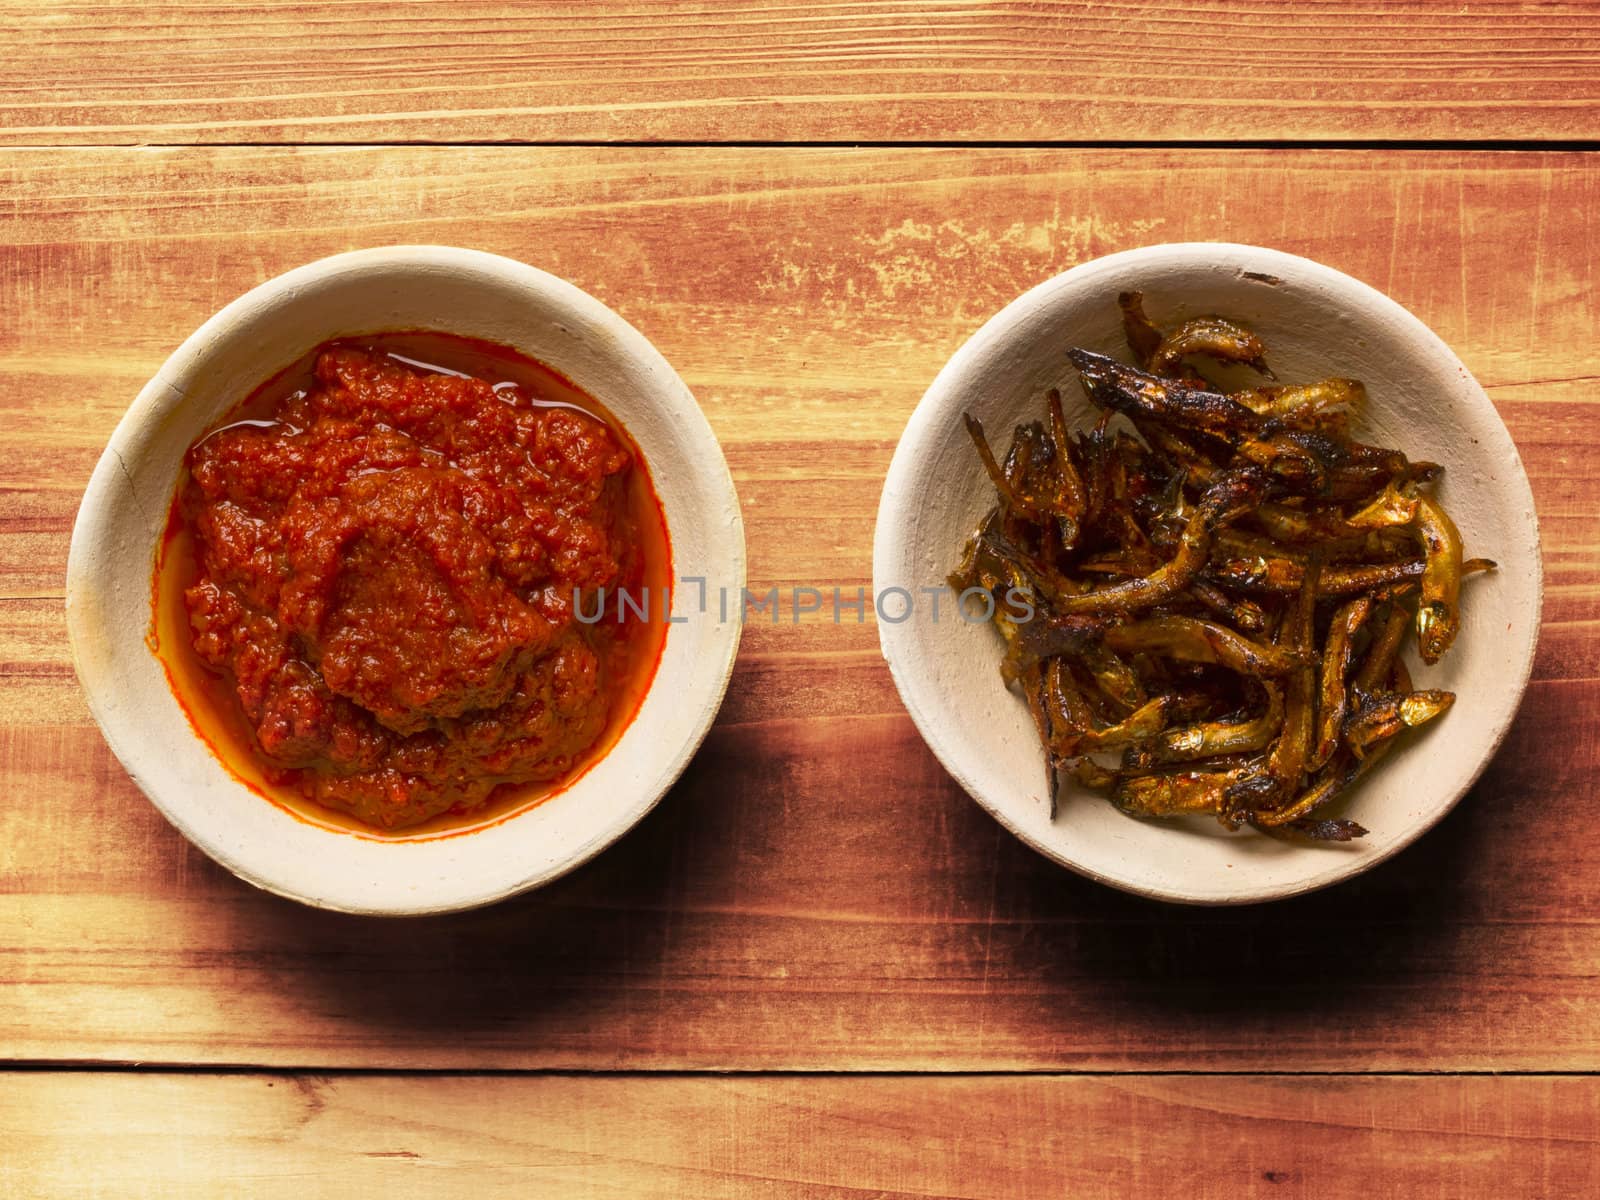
66,246,745,914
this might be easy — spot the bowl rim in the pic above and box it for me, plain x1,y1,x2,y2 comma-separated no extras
872,241,1543,905
66,244,746,915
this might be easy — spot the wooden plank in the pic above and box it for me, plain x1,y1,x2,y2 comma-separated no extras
3,2,1599,146
3,1073,1597,1198
1,684,1598,1071
2,147,1598,1070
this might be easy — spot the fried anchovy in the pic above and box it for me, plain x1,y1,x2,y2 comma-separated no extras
1352,603,1411,698
1020,662,1061,818
1069,348,1264,438
1231,378,1364,427
1310,596,1373,771
1050,470,1265,615
1252,739,1394,829
1344,689,1455,759
1190,579,1268,633
1118,291,1164,370
1104,615,1310,677
1207,555,1422,597
1348,480,1420,530
1413,492,1464,664
1148,315,1276,380
1112,765,1262,818
1124,682,1284,769
1225,555,1320,814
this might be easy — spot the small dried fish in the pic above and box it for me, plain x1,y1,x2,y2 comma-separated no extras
953,292,1490,842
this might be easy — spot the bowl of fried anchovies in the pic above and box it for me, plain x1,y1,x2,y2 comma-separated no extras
875,243,1540,903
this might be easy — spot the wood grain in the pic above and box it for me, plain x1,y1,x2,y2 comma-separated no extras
3,147,1598,1071
4,1073,1596,1199
4,2,1599,146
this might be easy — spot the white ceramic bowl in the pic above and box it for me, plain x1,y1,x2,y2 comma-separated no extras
874,243,1541,904
67,246,745,915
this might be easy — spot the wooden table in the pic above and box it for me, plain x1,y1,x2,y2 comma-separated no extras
4,4,1599,1195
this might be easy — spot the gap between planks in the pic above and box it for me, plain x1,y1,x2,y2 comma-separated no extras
3,1064,1598,1079
4,138,1600,151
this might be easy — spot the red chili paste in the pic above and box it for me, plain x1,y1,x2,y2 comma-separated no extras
155,335,669,833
